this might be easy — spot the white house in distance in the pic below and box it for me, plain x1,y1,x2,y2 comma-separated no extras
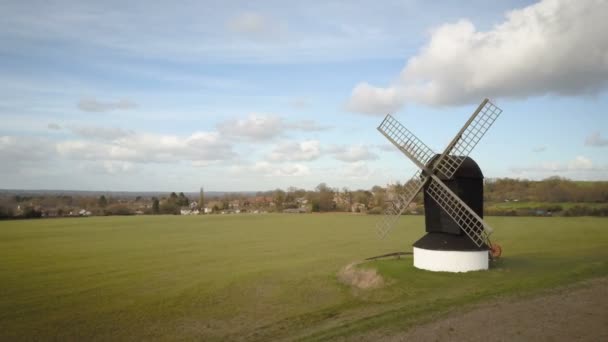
179,201,202,215
180,208,200,215
78,209,92,216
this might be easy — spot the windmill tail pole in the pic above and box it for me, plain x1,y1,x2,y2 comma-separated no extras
365,251,413,260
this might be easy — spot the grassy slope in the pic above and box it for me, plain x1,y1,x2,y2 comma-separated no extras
0,215,606,341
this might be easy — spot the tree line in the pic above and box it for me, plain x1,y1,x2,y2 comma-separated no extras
484,177,608,203
0,177,607,219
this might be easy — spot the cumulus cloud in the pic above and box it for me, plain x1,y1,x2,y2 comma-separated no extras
230,161,310,177
268,140,321,162
329,144,379,162
568,156,594,170
340,161,375,180
217,114,283,141
510,156,605,179
0,136,55,161
82,161,138,175
347,0,608,112
78,98,137,112
70,126,134,140
191,160,221,168
217,114,327,140
47,123,61,130
0,136,56,172
346,82,405,115
585,131,608,147
102,161,136,174
274,163,311,176
57,131,234,164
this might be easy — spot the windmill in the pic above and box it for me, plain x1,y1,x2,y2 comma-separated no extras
376,98,502,272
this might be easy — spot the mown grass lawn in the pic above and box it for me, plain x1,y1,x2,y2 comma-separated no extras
487,201,606,210
1,214,607,341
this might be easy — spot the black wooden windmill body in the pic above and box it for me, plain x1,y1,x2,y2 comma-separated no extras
377,99,502,272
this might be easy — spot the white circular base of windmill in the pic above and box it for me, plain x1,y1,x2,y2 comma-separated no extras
413,247,488,272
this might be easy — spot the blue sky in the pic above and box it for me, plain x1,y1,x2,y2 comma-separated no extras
1,0,607,191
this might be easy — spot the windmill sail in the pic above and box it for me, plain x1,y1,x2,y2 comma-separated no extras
434,99,502,179
378,114,436,168
376,170,427,239
425,176,492,247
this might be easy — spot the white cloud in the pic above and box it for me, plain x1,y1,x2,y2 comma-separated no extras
346,82,404,115
329,144,379,162
0,136,56,172
348,0,608,111
0,136,54,161
70,125,134,140
585,131,608,147
568,156,593,171
78,98,137,112
340,161,373,180
57,131,234,164
275,163,311,177
217,114,327,141
268,140,321,162
102,161,136,174
230,161,310,177
510,155,606,179
191,160,221,168
82,161,138,175
217,114,284,141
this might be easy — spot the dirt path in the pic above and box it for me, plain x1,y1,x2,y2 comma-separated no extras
353,277,608,342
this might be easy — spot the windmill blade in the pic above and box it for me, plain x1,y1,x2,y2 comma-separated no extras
378,114,436,169
434,99,502,179
425,175,492,247
376,170,427,239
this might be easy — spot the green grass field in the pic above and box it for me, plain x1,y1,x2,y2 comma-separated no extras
487,201,606,210
1,214,607,341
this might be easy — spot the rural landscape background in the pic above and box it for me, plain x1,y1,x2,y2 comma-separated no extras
2,177,608,219
1,0,608,341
